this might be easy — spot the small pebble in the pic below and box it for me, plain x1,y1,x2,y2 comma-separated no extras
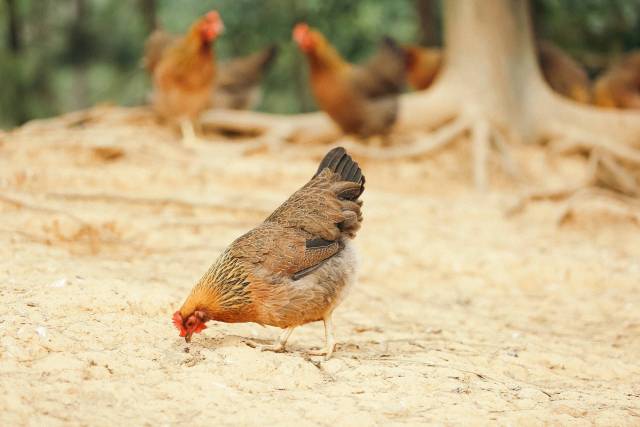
50,278,67,288
36,326,47,338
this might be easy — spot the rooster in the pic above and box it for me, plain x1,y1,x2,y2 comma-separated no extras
211,45,278,110
404,45,442,91
173,147,364,359
143,11,224,144
293,23,407,137
594,50,640,109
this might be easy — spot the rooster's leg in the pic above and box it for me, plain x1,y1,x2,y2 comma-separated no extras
250,327,295,353
308,315,336,360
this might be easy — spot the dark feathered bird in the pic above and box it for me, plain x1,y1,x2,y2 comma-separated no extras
212,45,278,110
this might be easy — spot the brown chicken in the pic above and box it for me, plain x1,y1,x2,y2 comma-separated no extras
537,41,592,104
404,45,442,91
594,50,640,109
173,147,365,359
293,23,406,137
211,45,278,110
143,11,224,143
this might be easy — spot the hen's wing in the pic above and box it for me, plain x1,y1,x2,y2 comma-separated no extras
230,222,342,281
352,36,407,100
142,29,176,73
239,147,364,280
266,147,364,240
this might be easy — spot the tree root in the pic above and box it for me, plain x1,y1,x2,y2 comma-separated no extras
507,184,640,225
557,187,640,226
338,117,469,159
199,109,341,146
506,140,640,224
199,70,640,195
337,116,518,190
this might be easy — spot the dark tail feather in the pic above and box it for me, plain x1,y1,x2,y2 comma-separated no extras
260,45,278,70
315,147,365,197
381,36,408,65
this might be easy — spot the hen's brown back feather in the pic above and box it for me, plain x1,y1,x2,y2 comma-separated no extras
594,50,640,109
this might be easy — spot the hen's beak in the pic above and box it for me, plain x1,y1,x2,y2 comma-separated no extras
185,332,192,343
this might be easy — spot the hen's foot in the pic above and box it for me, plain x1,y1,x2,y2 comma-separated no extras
244,340,286,352
307,343,336,360
245,327,295,354
179,119,204,147
308,316,336,360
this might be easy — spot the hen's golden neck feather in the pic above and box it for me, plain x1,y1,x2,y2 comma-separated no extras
180,250,253,322
306,32,349,73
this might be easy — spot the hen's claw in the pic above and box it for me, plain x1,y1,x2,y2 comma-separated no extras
308,316,336,360
246,327,295,354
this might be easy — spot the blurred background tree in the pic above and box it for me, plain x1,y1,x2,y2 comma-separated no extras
0,0,639,128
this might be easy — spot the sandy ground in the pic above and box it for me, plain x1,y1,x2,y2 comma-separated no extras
1,106,639,426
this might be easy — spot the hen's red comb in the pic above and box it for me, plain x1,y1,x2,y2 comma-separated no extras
293,23,309,43
205,11,220,22
193,321,207,333
172,311,187,337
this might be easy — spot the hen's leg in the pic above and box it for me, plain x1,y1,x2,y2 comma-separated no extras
248,327,295,353
179,118,202,147
308,315,336,360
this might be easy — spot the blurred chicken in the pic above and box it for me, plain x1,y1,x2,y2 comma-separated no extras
211,45,278,110
173,147,364,359
293,23,407,137
402,41,592,102
537,41,591,104
594,50,640,109
404,45,442,91
143,11,224,144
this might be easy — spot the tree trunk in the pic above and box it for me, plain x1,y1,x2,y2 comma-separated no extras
70,0,90,110
139,0,158,33
415,0,441,46
5,0,22,53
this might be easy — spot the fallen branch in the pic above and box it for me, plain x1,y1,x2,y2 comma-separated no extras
339,117,469,160
199,109,341,145
505,186,584,217
558,187,640,225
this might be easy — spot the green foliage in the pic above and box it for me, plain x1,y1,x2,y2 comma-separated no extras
535,0,640,70
0,0,639,128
